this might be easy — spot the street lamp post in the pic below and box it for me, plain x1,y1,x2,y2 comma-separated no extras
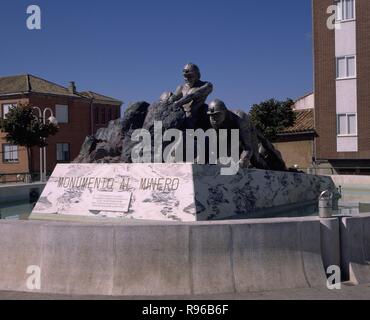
32,107,58,182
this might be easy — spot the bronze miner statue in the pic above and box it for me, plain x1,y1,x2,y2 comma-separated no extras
167,63,213,129
75,63,288,172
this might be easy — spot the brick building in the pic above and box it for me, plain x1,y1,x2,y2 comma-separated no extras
0,75,122,182
313,0,370,174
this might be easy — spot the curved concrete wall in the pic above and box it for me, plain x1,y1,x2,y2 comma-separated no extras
0,182,46,204
340,214,370,284
0,218,330,296
320,218,341,272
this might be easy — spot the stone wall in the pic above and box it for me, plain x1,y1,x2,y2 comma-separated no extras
0,217,329,296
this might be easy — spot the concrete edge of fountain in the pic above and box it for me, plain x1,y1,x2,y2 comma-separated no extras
2,214,369,296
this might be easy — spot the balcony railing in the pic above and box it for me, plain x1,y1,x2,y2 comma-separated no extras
0,172,42,184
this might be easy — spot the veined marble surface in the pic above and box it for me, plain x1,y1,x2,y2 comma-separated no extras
31,164,338,222
32,164,196,222
193,166,337,220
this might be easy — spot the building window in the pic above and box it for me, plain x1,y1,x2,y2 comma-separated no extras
55,105,69,123
336,55,356,79
2,144,19,163
336,0,355,22
1,104,16,119
101,107,106,124
56,143,70,162
337,113,357,136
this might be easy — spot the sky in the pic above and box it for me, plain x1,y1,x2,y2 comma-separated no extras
0,0,313,112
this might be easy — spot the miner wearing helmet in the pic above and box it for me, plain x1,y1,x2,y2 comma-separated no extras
168,63,213,129
207,99,229,130
206,99,286,170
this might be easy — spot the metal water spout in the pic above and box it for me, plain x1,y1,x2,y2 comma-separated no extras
319,190,333,218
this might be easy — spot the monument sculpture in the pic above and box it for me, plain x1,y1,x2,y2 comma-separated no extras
74,63,286,169
31,64,340,222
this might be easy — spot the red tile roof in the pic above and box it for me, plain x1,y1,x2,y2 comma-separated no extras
0,75,122,105
0,74,80,97
278,109,315,134
79,91,122,105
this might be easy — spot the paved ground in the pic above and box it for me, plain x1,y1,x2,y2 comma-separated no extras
1,283,370,300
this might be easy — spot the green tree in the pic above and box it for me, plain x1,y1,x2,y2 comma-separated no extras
250,98,296,141
0,104,59,174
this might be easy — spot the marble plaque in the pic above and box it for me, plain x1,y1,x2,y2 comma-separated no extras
90,191,132,213
31,163,196,221
31,163,339,222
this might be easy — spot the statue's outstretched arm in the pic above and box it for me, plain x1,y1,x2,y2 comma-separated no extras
168,85,184,104
175,82,213,106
